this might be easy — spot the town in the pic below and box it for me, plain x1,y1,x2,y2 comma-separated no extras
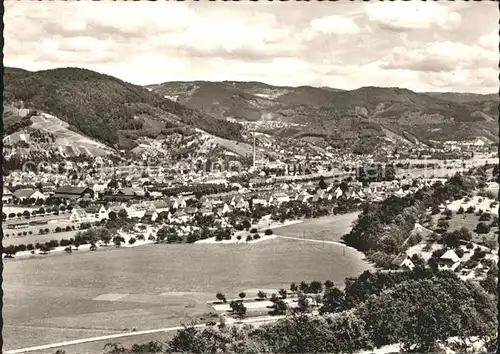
2,1,498,353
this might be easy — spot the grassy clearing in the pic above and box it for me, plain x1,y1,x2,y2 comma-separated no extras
4,238,370,351
431,212,497,244
271,212,359,242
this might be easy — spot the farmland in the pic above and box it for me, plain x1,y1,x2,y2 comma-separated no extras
271,212,359,242
3,236,371,352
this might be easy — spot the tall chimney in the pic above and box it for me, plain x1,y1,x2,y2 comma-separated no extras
253,131,256,168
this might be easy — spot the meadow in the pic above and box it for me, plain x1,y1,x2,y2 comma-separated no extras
271,212,359,242
3,236,371,352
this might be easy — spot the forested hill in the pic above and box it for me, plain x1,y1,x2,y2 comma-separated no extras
3,67,243,149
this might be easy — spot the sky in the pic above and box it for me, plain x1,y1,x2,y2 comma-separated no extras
4,1,499,93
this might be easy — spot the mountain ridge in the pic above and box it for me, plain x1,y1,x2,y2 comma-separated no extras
3,67,244,150
3,67,498,158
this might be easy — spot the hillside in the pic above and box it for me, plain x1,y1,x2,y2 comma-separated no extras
145,81,278,121
4,67,243,150
423,92,498,103
148,81,499,149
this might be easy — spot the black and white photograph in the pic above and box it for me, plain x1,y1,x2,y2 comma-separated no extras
1,1,499,353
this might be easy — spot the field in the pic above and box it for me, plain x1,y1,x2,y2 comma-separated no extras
271,212,359,242
431,212,497,244
31,114,113,156
4,231,371,352
4,229,80,247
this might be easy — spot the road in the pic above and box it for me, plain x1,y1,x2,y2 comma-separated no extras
275,235,347,247
5,315,285,354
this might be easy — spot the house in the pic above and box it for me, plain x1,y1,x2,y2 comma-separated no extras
392,254,415,271
85,204,109,221
152,200,171,213
234,199,249,210
143,209,158,222
273,193,290,204
13,188,46,202
438,249,461,271
173,210,191,223
3,189,13,204
126,203,148,219
332,186,344,199
185,207,198,215
41,183,56,195
70,207,89,223
105,187,144,201
296,191,311,203
252,198,268,207
199,207,214,216
215,203,231,216
53,186,94,201
173,197,187,210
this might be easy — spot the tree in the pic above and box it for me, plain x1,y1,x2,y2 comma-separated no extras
113,237,122,247
320,287,345,314
476,222,491,234
230,300,247,318
278,288,287,299
269,298,288,316
128,237,136,245
443,209,453,220
290,282,298,294
318,176,327,190
257,290,267,300
238,292,246,300
436,219,449,232
322,280,334,290
309,280,323,294
100,232,112,246
216,292,226,304
299,281,309,293
118,209,128,220
23,210,31,218
296,292,310,313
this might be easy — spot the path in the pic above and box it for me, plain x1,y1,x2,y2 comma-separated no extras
5,315,285,354
275,235,347,247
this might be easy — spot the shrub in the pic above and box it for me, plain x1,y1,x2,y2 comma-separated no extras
479,213,491,221
476,222,491,234
431,248,447,259
128,237,136,245
368,251,394,269
253,234,260,240
250,228,258,234
471,248,487,261
455,248,465,258
246,235,253,242
457,206,464,214
236,235,242,240
466,206,476,214
27,244,34,251
264,229,273,235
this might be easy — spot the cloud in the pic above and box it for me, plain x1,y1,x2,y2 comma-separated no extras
364,2,461,31
310,15,360,35
479,30,499,49
3,1,496,93
380,41,497,73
